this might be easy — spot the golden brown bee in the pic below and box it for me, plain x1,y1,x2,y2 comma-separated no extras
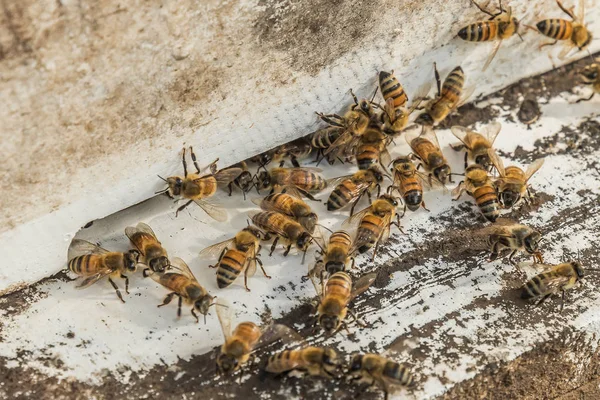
388,156,436,215
252,188,318,234
158,147,241,220
125,222,170,274
355,119,392,171
521,261,585,310
405,126,452,184
224,161,254,199
310,126,345,165
347,353,414,399
481,220,544,265
450,121,501,169
577,60,600,102
488,149,545,208
149,257,214,323
415,63,470,127
342,194,401,260
270,138,313,168
250,211,313,260
309,230,355,282
534,0,592,60
452,164,501,222
255,167,327,201
458,0,521,71
67,239,140,303
327,168,384,215
265,346,342,378
199,226,269,291
312,271,377,335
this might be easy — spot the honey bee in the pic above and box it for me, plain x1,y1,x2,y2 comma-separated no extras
67,239,140,303
355,119,392,171
521,261,585,311
457,0,521,71
577,60,600,102
347,353,414,400
388,156,437,215
482,220,544,265
309,230,355,282
250,211,314,260
517,97,541,128
149,257,214,323
488,149,545,208
125,222,170,275
265,346,342,379
255,167,327,201
199,226,269,291
310,126,345,165
450,121,502,169
405,125,452,184
415,63,471,127
312,271,377,335
270,138,313,168
224,161,254,199
452,164,501,222
158,147,241,220
342,194,401,260
327,167,384,215
252,188,318,234
534,0,592,60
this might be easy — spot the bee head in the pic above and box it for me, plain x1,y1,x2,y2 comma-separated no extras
499,190,520,208
573,261,585,279
348,354,363,373
194,294,214,317
166,176,184,197
414,112,434,126
297,232,312,251
244,226,264,240
258,152,272,167
475,154,492,170
581,64,599,84
299,214,318,234
358,99,373,115
216,353,239,375
256,171,271,191
125,250,140,272
236,171,254,192
370,167,385,183
325,260,345,275
524,231,542,254
319,314,340,334
150,256,170,273
434,165,451,184
322,348,340,370
379,194,399,207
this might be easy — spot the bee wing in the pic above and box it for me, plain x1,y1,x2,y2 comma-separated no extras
248,211,290,238
577,0,584,22
193,199,228,222
245,247,258,277
75,270,113,289
68,239,110,261
326,175,354,188
251,197,265,208
256,324,303,350
380,149,392,170
530,273,570,295
216,297,233,340
293,167,323,173
482,39,503,72
524,158,545,182
414,170,446,191
323,131,352,155
214,168,244,185
279,185,305,199
451,181,466,198
481,121,502,145
404,124,424,151
169,257,199,283
410,81,432,109
383,98,395,120
531,263,559,274
456,86,475,109
419,125,441,149
478,218,519,237
350,272,378,301
450,126,473,149
198,238,235,258
487,148,506,176
341,206,371,231
125,223,160,253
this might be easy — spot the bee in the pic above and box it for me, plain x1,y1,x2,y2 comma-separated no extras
450,121,502,169
355,119,392,171
576,60,600,102
158,147,241,220
309,230,355,282
312,271,377,335
482,220,544,265
125,222,170,275
252,188,318,234
488,149,545,208
457,0,521,71
327,167,384,215
517,97,541,128
199,226,269,291
265,346,342,379
388,156,436,215
67,239,140,303
149,257,214,322
521,261,585,311
452,164,501,222
270,138,313,168
250,211,314,260
405,125,452,184
310,126,345,165
534,0,592,60
347,353,414,400
255,167,327,201
224,161,254,199
378,70,408,109
415,63,471,127
342,194,401,260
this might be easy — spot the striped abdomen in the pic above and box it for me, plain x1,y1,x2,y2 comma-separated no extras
440,67,465,105
327,179,362,211
252,211,304,240
279,170,327,192
183,175,218,199
69,254,104,276
216,249,248,288
356,142,384,170
328,231,353,253
157,272,195,295
383,361,414,387
472,185,500,222
226,322,262,356
324,272,352,305
521,273,553,299
266,349,304,373
263,193,311,218
312,128,342,149
458,21,499,41
536,19,573,40
379,71,408,108
397,174,423,211
356,214,384,253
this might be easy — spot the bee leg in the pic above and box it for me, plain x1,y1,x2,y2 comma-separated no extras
469,0,495,18
539,40,558,50
279,159,285,168
255,257,271,279
291,157,300,168
283,244,292,257
143,268,151,278
350,191,365,217
297,188,320,202
108,278,125,303
181,147,188,177
535,293,552,307
560,290,566,313
228,182,233,197
269,237,279,256
120,274,130,294
348,309,367,328
508,250,519,265
189,146,203,174
158,292,176,307
191,308,199,323
209,249,226,269
177,295,183,318
433,62,442,97
421,200,430,212
175,200,193,217
464,152,468,169
575,93,595,103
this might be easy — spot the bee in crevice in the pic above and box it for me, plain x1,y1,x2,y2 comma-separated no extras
309,230,355,284
452,164,501,222
415,63,472,127
533,0,592,60
481,220,544,265
265,346,343,379
405,125,452,185
521,261,586,311
457,0,522,71
576,60,600,103
450,121,502,170
517,97,542,128
125,222,170,275
157,147,241,221
342,194,402,260
310,126,347,165
223,161,254,200
67,239,140,303
388,156,437,215
269,138,313,168
149,257,214,323
311,271,377,335
355,119,392,171
488,149,545,208
252,188,318,234
255,167,327,201
199,226,269,291
327,167,385,216
347,353,414,400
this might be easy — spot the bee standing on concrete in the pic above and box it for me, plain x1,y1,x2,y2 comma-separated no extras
355,119,392,171
452,164,501,222
308,230,355,283
450,122,501,170
253,188,318,234
327,167,384,215
255,167,327,201
67,239,140,303
269,138,313,168
223,161,254,199
405,125,452,185
347,353,414,400
250,211,314,261
378,71,427,137
576,59,600,102
457,0,522,71
517,97,542,128
125,222,170,275
521,261,586,311
388,156,436,215
265,346,343,379
481,220,544,265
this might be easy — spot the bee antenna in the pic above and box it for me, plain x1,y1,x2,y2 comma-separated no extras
370,86,379,103
516,31,524,42
154,188,170,195
157,175,168,183
317,224,334,234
